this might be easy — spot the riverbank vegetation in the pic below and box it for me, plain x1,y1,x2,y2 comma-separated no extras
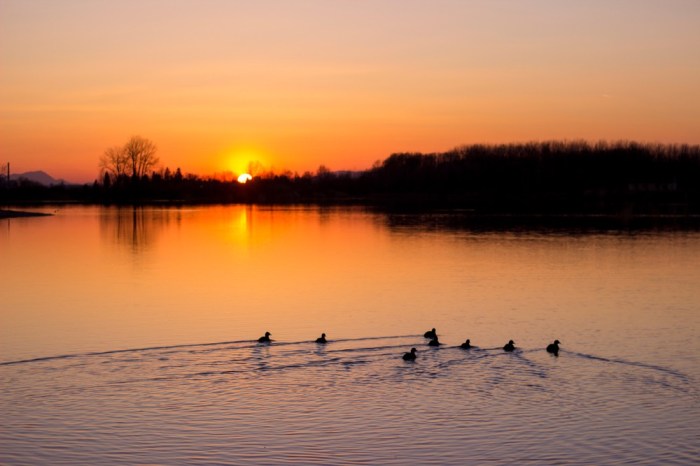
3,140,700,216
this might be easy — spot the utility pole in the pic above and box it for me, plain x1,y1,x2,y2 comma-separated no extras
2,162,7,205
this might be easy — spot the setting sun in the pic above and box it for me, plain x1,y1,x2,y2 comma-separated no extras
225,149,268,182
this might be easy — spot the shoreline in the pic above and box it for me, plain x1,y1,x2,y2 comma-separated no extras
3,204,700,232
0,209,53,219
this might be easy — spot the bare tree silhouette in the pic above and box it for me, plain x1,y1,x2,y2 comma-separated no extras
99,146,129,180
124,136,158,180
99,136,159,182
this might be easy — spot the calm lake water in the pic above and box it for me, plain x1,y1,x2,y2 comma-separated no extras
1,205,699,465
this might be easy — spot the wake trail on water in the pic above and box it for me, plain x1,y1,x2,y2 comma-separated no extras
565,350,690,381
2,338,693,398
0,339,254,366
0,335,420,367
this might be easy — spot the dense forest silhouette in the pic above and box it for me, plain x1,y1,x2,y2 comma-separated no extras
3,141,700,217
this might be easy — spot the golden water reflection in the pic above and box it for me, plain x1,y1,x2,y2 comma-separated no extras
1,205,699,376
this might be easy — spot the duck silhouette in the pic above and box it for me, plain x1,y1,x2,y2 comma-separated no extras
460,339,472,349
428,336,441,347
423,328,437,339
258,332,272,343
402,348,417,361
546,340,560,356
503,340,515,352
315,333,327,344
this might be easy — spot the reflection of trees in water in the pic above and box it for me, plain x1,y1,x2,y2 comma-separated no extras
376,209,700,234
100,207,176,253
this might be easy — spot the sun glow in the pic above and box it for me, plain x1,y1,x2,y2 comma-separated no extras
225,144,270,177
237,173,253,184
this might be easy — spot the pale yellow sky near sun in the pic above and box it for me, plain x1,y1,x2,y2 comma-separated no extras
1,0,699,182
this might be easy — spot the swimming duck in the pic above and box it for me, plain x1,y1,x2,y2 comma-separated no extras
402,348,417,361
503,340,515,352
424,328,437,339
460,339,472,349
315,333,327,344
258,332,272,343
428,336,441,347
546,340,560,356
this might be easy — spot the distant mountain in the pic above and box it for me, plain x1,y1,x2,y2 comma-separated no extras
11,171,72,186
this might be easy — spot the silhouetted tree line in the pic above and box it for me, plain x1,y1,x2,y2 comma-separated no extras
3,141,700,215
362,141,700,214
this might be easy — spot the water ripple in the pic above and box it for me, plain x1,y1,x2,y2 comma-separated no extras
1,336,698,465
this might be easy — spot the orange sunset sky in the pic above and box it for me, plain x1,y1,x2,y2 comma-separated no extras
1,0,699,183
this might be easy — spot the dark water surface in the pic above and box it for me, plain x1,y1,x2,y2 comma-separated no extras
1,206,699,464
